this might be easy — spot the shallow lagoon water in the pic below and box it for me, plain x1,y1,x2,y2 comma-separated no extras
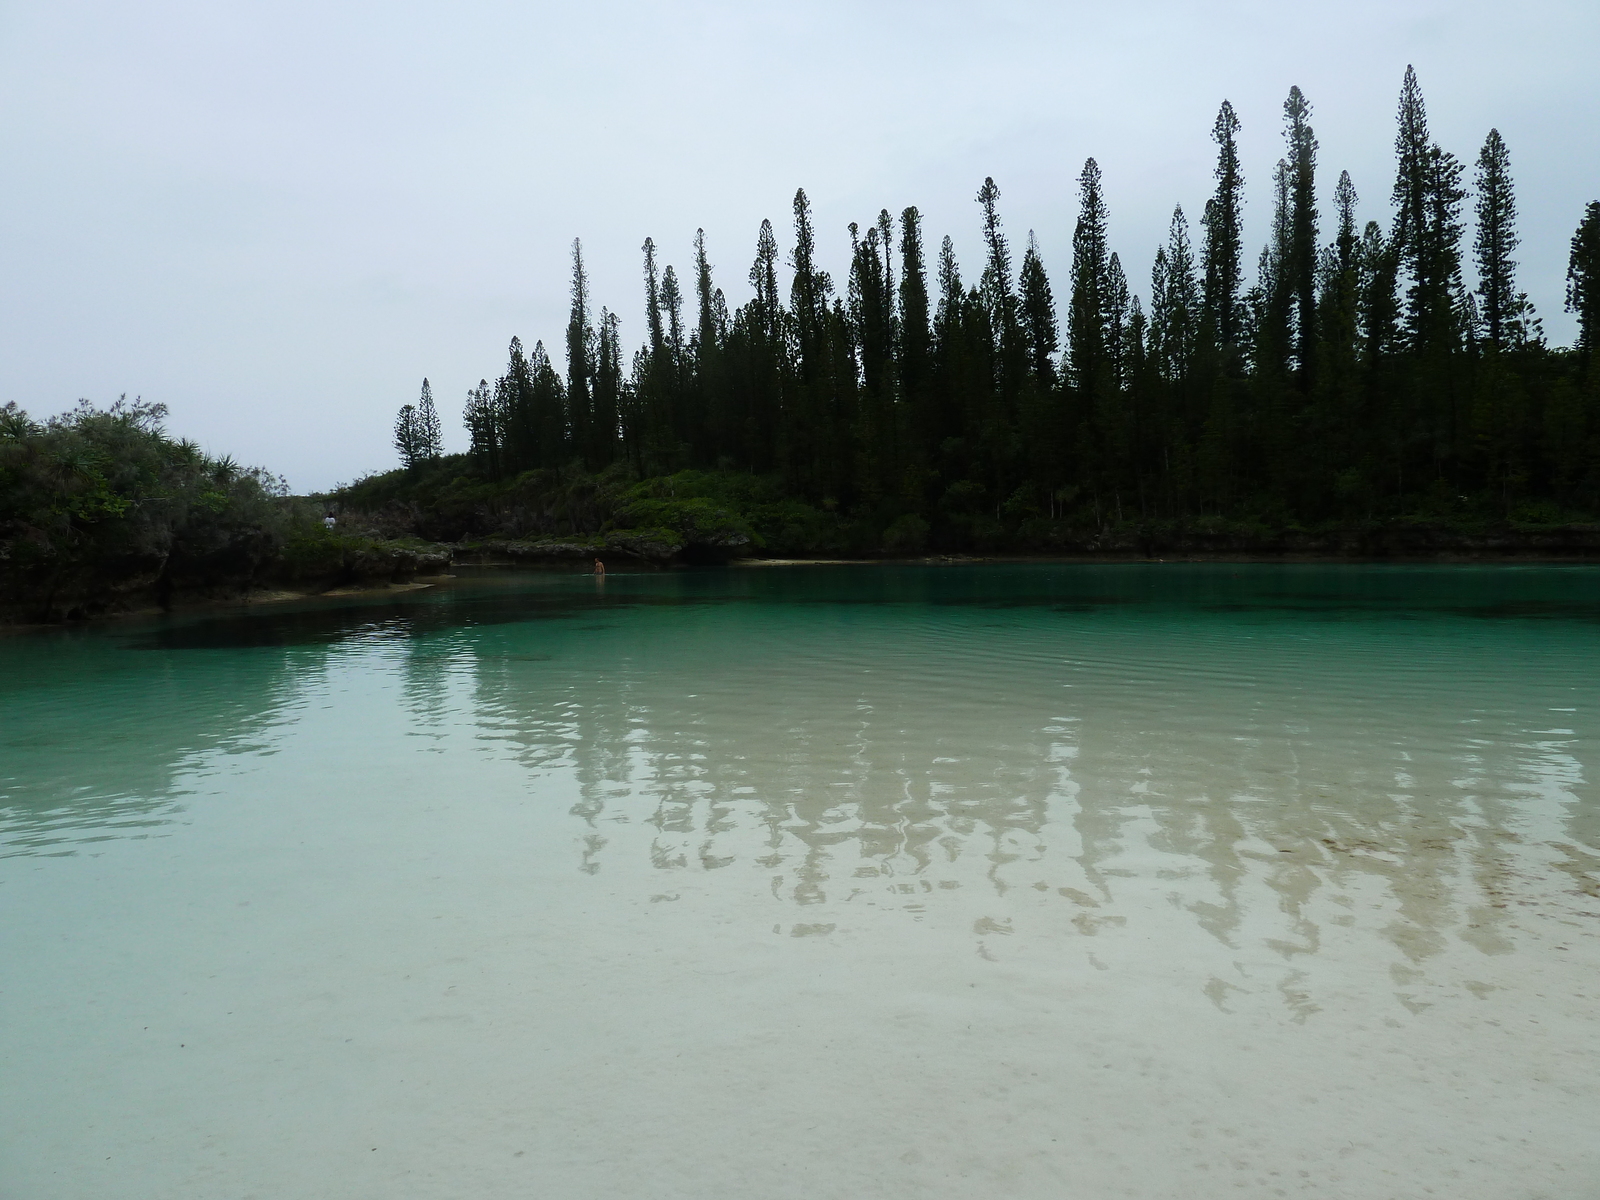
2,563,1597,1199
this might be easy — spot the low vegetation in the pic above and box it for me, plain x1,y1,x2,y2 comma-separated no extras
0,399,444,622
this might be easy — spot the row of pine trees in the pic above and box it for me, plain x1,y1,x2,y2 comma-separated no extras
407,68,1600,526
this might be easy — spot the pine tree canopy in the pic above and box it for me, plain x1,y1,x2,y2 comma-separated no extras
382,71,1600,534
1571,201,1600,377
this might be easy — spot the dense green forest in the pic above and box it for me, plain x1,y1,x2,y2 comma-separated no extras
369,67,1599,554
6,68,1600,621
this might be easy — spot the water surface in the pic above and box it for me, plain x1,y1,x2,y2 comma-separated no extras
3,564,1597,1198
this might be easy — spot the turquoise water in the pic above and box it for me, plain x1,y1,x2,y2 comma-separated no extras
3,564,1597,1198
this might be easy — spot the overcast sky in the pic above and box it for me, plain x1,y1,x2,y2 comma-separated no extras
1,0,1596,490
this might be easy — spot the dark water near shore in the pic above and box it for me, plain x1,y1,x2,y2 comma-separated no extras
3,563,1597,1199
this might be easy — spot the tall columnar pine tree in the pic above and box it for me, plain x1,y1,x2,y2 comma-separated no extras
1104,253,1129,390
415,378,443,461
1570,201,1600,383
566,239,595,464
494,337,530,470
739,217,784,473
1392,66,1430,270
749,219,781,334
394,403,420,469
1256,159,1294,380
463,379,498,478
935,236,963,338
691,234,717,366
1123,293,1150,499
849,220,893,399
641,237,666,366
690,229,721,463
875,208,897,361
788,189,841,496
1390,67,1467,350
1154,207,1199,384
594,309,622,465
1099,251,1133,494
1016,230,1063,496
636,237,679,464
1149,246,1169,374
394,380,439,472
1463,130,1530,501
659,263,687,458
693,229,718,357
848,219,896,496
932,233,973,453
790,189,830,387
1018,232,1059,387
712,288,730,340
1332,171,1360,276
1318,171,1363,422
1418,141,1469,349
976,177,1021,395
528,341,568,467
823,291,860,505
659,265,685,373
1359,219,1400,363
897,207,933,433
1126,295,1147,373
1283,87,1319,389
1473,130,1528,349
1200,101,1245,358
1068,158,1110,395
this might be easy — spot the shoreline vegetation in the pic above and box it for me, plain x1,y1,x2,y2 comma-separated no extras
0,397,454,625
5,67,1599,624
3,415,1597,629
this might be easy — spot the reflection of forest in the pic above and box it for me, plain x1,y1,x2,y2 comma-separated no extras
457,613,1598,986
0,636,310,856
6,570,1593,1009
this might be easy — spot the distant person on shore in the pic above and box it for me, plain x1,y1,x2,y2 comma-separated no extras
323,512,336,530
593,558,605,576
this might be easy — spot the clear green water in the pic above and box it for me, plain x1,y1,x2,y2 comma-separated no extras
3,563,1597,1199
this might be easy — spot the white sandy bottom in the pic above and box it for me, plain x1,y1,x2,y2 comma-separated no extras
4,588,1599,1200
4,736,1595,1200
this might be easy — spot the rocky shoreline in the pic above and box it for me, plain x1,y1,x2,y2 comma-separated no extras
1019,520,1600,561
6,521,1598,628
0,536,453,626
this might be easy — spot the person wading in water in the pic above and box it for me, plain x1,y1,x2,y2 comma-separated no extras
593,558,605,576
